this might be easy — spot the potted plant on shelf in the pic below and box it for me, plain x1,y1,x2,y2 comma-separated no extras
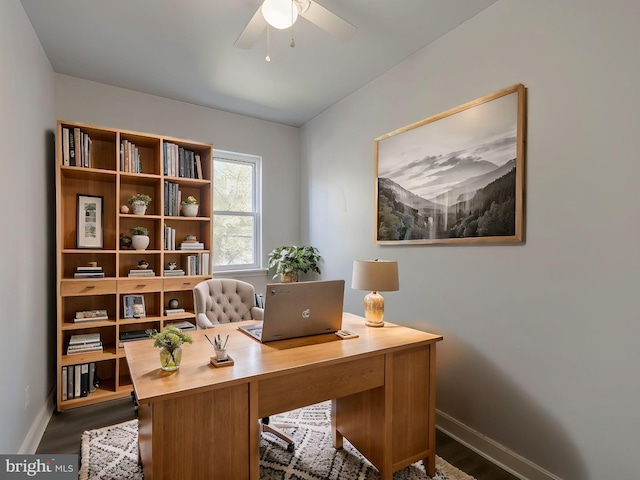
130,226,150,251
181,195,199,217
150,325,193,371
267,245,321,283
128,193,152,215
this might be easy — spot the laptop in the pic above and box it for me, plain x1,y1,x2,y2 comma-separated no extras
238,279,345,342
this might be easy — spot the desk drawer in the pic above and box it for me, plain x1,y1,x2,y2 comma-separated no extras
258,355,384,418
119,278,163,293
61,279,117,296
164,278,199,291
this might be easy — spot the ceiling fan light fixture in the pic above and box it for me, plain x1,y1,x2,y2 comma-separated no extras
262,0,298,30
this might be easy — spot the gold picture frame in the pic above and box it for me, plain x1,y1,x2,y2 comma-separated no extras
374,84,526,245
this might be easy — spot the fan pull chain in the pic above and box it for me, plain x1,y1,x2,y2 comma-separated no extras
290,0,296,47
265,24,271,62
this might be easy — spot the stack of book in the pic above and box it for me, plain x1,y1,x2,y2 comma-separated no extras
179,240,204,250
164,224,176,250
74,309,108,323
74,265,105,278
118,328,156,347
164,307,186,315
61,362,98,400
169,320,196,331
127,268,155,277
61,126,92,168
120,139,142,173
67,333,103,355
163,268,185,276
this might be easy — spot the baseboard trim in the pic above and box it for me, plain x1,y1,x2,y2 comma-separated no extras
18,390,55,454
436,410,562,480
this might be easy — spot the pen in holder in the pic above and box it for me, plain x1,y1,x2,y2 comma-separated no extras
206,334,233,367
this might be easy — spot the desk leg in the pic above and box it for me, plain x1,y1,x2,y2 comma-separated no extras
249,381,260,480
331,399,343,449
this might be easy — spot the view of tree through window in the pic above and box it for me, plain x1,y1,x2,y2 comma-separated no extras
213,152,260,270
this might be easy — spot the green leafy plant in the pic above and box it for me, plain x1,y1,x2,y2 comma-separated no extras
150,325,193,351
267,246,321,279
130,226,149,236
128,193,152,206
181,195,198,205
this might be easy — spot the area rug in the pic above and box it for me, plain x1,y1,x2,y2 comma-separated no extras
80,402,475,480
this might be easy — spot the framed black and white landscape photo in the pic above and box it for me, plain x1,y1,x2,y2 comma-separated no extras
76,194,104,248
375,84,526,245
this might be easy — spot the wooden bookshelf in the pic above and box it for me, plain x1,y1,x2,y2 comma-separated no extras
55,120,212,411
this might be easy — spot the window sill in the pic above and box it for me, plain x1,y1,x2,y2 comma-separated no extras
212,268,268,277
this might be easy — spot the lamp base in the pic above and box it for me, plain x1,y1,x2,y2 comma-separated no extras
363,291,385,327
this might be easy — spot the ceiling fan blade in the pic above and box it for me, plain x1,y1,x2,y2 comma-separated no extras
300,1,356,41
234,7,267,49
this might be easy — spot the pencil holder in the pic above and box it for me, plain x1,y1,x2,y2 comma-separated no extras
214,348,228,361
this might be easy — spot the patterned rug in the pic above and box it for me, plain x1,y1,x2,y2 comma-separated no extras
80,402,475,480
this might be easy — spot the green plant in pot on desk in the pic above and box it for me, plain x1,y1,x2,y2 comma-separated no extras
130,226,149,251
150,325,192,371
128,193,152,215
267,245,321,283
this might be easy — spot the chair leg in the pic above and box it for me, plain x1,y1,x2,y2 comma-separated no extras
261,417,296,449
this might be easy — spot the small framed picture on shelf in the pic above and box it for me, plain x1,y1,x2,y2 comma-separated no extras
123,295,146,319
77,194,104,249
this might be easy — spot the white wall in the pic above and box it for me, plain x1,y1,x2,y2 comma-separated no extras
0,0,56,454
54,74,302,278
301,1,640,479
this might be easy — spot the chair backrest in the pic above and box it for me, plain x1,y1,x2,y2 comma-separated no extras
193,278,263,328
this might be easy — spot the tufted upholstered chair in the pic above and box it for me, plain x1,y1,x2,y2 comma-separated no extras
193,278,264,329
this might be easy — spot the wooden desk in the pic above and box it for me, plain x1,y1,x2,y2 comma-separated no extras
125,313,442,480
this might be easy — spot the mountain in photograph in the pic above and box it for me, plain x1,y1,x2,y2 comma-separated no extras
377,160,517,241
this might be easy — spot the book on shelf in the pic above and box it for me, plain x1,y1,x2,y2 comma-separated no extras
163,269,186,276
67,365,74,399
76,266,103,272
80,363,89,397
74,272,106,278
67,343,103,355
127,270,156,277
89,362,97,393
61,366,68,401
74,309,108,322
179,242,204,250
69,333,101,345
164,308,186,315
62,127,70,166
118,328,156,347
169,320,196,331
74,365,81,398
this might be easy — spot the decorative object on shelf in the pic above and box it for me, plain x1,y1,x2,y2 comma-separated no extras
168,298,179,309
180,195,199,217
128,193,152,215
76,194,104,249
375,83,526,245
129,226,149,250
168,262,177,270
267,245,321,282
120,204,130,214
137,260,149,270
150,325,193,371
351,259,399,328
119,234,132,249
123,294,146,319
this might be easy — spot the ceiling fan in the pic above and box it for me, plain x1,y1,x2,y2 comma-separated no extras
235,0,357,50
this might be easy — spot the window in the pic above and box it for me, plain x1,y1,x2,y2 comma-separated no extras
212,150,261,271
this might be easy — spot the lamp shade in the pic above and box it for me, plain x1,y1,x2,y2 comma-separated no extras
351,260,399,292
262,0,298,29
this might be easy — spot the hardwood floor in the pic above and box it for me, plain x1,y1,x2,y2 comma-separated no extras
37,397,518,480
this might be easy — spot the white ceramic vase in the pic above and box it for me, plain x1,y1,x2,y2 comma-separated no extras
131,235,150,251
131,201,147,215
181,203,199,217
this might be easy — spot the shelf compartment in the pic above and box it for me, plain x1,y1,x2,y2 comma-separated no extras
118,252,162,278
119,133,161,175
120,177,163,216
61,294,116,327
60,123,118,171
61,252,116,279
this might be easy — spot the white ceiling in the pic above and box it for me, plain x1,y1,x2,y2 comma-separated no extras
20,0,497,127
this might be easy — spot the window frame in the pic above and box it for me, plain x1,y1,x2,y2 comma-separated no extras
212,149,262,272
